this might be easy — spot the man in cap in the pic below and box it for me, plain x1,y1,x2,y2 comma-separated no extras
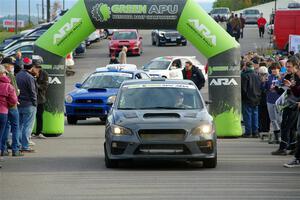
0,57,23,156
16,57,41,152
31,56,48,139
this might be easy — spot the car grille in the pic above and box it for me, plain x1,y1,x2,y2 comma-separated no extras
75,99,103,104
138,129,186,142
74,108,103,114
165,32,180,38
134,144,190,155
118,45,130,49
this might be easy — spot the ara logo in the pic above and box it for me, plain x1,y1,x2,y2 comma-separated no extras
188,19,217,46
210,78,238,86
53,18,82,45
49,77,62,85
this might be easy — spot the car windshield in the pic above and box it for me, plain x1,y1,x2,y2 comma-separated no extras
244,10,259,15
211,8,228,14
113,31,137,40
143,60,171,70
82,72,133,89
118,84,203,110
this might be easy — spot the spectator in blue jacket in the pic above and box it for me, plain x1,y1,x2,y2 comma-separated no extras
265,62,283,144
16,57,41,153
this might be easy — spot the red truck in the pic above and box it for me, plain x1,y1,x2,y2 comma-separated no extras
273,9,300,51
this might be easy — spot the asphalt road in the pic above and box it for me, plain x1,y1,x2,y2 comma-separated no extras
1,26,300,200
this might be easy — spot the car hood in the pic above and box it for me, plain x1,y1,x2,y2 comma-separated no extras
112,109,213,130
69,88,119,99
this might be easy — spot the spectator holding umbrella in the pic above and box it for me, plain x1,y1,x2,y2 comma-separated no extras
0,65,18,160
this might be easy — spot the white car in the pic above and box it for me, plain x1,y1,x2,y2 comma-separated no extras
143,56,207,80
97,64,138,72
87,30,100,45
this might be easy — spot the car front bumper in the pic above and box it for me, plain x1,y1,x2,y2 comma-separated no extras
109,47,140,55
158,36,186,45
65,103,111,118
105,132,216,161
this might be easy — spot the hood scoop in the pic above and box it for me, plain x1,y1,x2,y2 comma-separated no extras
87,88,107,92
143,113,180,119
119,40,130,43
183,113,198,118
123,112,138,119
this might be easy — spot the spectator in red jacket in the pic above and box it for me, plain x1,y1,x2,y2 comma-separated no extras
0,65,18,163
257,13,267,38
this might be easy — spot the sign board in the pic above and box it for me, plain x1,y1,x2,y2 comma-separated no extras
289,34,300,53
3,19,25,28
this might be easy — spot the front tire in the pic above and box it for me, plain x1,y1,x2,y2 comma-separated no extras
203,156,217,168
104,143,118,168
67,116,78,125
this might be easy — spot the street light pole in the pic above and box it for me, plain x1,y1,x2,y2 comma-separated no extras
28,0,31,25
63,0,65,10
37,4,40,23
46,0,50,22
15,0,18,34
42,0,44,21
275,0,277,11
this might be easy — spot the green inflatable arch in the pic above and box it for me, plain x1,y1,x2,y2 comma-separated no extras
35,0,242,137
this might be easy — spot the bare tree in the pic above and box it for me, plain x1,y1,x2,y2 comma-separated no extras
51,0,62,20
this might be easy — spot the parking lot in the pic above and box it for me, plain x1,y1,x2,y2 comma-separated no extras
1,27,300,200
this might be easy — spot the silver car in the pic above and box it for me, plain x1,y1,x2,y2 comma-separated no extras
104,79,217,168
243,9,260,24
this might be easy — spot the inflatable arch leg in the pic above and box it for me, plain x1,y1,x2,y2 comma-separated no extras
35,0,242,137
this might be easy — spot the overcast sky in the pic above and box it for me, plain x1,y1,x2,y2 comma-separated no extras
0,0,215,17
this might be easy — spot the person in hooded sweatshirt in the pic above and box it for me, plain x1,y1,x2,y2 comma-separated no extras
0,65,18,167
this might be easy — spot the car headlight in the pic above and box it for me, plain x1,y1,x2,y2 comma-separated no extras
158,32,164,37
192,123,214,137
111,125,132,136
107,95,116,105
65,95,73,103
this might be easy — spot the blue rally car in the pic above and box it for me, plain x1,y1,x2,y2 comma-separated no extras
65,64,150,124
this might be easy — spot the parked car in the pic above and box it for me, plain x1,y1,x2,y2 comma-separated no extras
151,30,187,46
65,64,150,124
109,29,143,56
86,30,100,46
101,29,118,39
143,56,207,80
0,23,53,52
74,41,86,56
210,7,231,20
243,9,260,24
1,41,35,58
104,78,217,168
273,9,300,51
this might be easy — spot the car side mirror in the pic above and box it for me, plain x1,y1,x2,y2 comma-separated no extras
75,83,82,88
205,100,212,105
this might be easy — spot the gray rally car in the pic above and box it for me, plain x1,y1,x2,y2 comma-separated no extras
104,78,217,168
